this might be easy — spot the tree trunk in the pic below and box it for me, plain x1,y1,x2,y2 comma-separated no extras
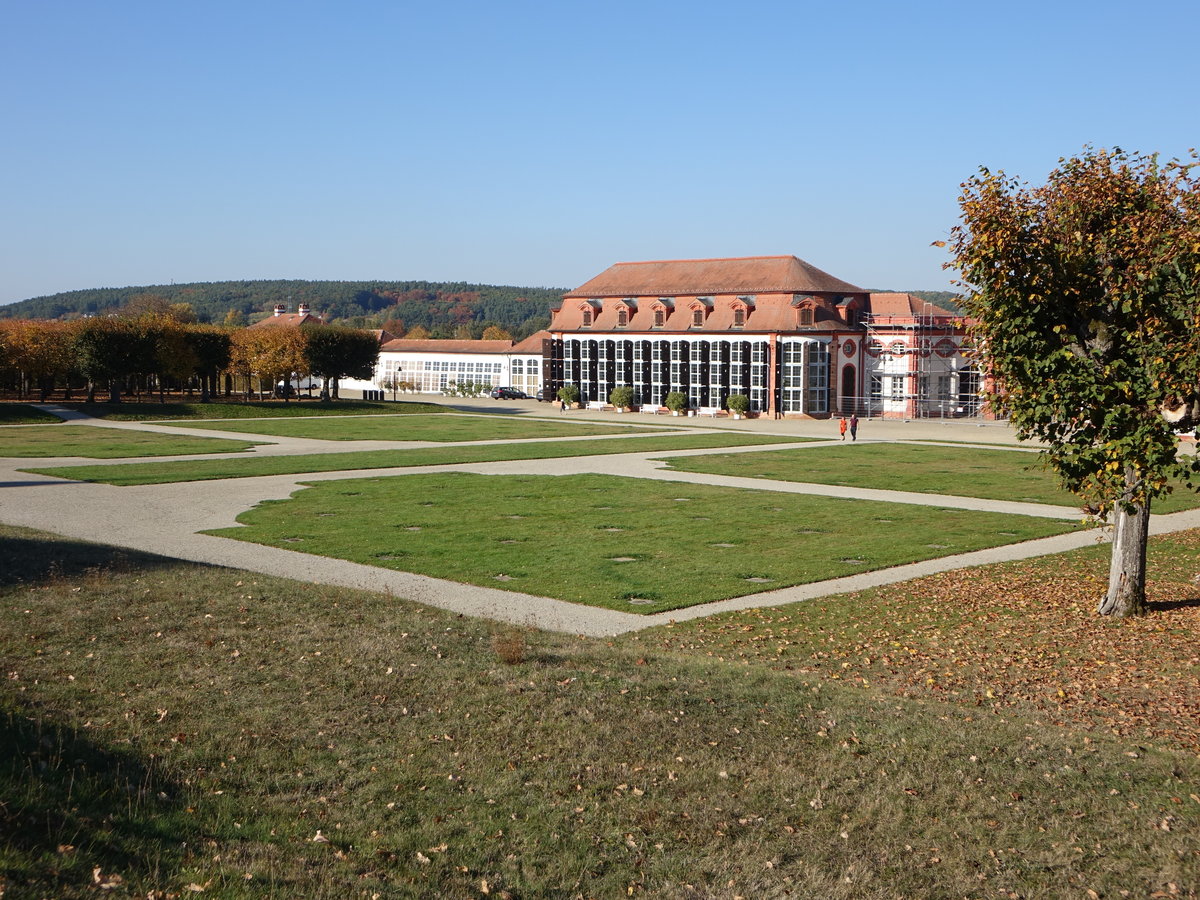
1098,480,1149,617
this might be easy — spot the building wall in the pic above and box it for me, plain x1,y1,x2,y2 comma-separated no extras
556,335,830,414
340,350,543,396
549,325,980,419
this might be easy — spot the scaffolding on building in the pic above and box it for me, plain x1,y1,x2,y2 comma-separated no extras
857,304,981,419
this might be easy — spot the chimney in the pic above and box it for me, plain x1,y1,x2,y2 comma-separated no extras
273,304,286,317
298,303,310,316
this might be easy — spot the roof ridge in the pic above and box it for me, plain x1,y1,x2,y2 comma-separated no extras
612,255,795,266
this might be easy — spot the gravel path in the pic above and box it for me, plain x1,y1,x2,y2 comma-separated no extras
5,404,1196,636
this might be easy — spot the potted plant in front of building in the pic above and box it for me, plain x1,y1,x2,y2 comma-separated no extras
665,391,688,416
726,393,750,419
557,384,581,409
609,385,634,413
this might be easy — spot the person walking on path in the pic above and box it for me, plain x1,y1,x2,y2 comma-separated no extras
559,398,566,414
849,414,859,441
839,417,847,440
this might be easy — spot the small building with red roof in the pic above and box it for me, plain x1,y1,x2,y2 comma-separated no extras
340,331,552,399
248,302,326,328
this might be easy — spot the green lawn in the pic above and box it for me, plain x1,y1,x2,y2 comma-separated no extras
206,472,1079,612
0,404,64,425
659,442,1200,512
167,412,660,441
53,399,445,420
2,524,1196,898
0,424,264,458
25,432,803,485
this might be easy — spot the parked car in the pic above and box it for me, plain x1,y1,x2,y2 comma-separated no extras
535,388,550,402
490,387,527,400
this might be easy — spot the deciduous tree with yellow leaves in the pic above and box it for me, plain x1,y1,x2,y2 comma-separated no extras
946,147,1200,617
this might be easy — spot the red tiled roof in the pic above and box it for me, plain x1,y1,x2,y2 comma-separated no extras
511,330,552,353
380,339,510,354
867,293,958,318
555,293,850,334
380,331,553,355
566,255,866,298
248,312,324,328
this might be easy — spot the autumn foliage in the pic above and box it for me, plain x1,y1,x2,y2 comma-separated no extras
946,147,1200,616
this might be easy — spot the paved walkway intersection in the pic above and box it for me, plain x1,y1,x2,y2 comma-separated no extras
4,400,1198,636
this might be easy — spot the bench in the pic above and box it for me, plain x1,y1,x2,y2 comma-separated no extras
697,406,723,417
586,400,607,411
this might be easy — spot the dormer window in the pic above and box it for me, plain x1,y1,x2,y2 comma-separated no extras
617,307,628,327
692,308,703,327
798,306,814,326
733,307,745,328
581,307,593,327
654,308,665,327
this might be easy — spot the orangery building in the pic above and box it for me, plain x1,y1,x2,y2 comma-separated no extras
545,255,980,418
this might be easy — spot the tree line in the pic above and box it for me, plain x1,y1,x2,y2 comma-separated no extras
0,279,567,340
0,314,380,404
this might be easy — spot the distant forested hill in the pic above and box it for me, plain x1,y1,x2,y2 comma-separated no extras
1,280,961,336
0,280,569,339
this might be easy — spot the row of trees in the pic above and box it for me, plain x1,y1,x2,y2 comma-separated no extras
0,279,566,338
0,316,379,404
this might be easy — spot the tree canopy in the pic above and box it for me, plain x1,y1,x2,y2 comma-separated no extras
946,147,1200,616
302,325,380,401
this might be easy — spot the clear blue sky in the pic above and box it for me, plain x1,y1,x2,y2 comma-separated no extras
2,0,1195,306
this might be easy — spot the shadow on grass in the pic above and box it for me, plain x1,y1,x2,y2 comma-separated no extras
1149,596,1200,612
0,404,64,425
0,533,177,589
0,697,191,894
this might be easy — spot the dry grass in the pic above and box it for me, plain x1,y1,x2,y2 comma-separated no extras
491,627,528,665
653,530,1200,754
2,525,1199,898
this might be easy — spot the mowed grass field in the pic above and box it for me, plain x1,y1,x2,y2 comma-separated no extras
660,442,1200,512
166,412,663,441
58,399,447,420
0,424,264,458
206,472,1080,612
24,432,802,485
2,524,1198,898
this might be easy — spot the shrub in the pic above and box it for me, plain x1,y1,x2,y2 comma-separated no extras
727,393,750,415
665,391,688,413
557,384,581,405
609,385,634,409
